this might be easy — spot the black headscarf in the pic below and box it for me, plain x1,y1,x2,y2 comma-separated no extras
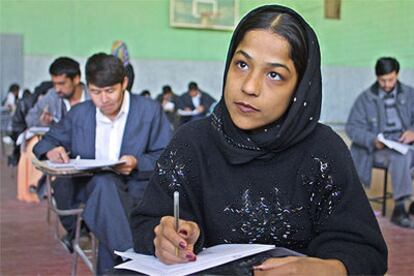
211,5,322,165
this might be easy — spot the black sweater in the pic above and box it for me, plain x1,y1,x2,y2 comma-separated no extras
130,118,387,275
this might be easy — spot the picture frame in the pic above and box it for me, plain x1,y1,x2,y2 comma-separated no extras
170,0,239,31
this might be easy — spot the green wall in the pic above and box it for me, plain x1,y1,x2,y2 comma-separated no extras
1,0,413,67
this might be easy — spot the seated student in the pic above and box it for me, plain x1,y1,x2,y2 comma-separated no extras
26,57,88,127
346,57,414,228
2,83,20,113
33,53,173,274
9,82,52,198
12,81,53,138
176,81,216,125
18,58,88,203
140,89,151,98
130,5,387,275
156,85,179,129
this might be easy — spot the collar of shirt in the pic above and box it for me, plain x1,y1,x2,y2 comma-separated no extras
95,90,130,123
63,87,87,112
191,93,201,108
379,86,397,99
95,91,130,160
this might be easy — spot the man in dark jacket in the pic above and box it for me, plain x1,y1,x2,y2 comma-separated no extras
176,81,216,126
346,57,414,228
33,53,172,273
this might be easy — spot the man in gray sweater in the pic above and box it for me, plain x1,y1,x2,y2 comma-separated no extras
26,57,88,127
346,57,414,228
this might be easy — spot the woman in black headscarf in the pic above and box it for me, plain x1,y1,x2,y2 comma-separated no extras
130,5,387,275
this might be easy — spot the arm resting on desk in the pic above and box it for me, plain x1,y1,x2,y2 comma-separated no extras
33,112,72,160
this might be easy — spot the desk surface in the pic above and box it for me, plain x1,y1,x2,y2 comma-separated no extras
32,158,95,177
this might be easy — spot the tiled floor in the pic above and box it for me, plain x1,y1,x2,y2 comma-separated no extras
0,154,90,276
1,147,413,275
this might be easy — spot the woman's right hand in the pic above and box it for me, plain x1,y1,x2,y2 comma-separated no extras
154,216,200,264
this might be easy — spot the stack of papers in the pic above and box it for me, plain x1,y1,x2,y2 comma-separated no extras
177,109,200,116
114,244,275,276
46,159,125,170
28,126,50,134
377,133,413,155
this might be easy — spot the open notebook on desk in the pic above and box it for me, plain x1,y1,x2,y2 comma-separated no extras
114,244,275,276
46,159,126,170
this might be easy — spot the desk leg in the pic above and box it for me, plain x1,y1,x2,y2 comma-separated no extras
46,175,52,224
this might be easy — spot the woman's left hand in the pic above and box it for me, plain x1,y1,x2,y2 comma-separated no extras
253,256,346,276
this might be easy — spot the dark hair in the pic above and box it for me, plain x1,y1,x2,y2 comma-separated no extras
22,89,31,98
375,57,400,76
9,83,20,92
49,57,81,79
162,85,172,94
85,53,126,87
229,11,308,82
188,82,198,91
140,90,151,97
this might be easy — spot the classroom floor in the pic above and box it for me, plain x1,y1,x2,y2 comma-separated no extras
1,142,413,275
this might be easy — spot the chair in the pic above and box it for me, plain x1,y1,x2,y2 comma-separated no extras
0,107,13,156
33,158,97,276
368,163,393,216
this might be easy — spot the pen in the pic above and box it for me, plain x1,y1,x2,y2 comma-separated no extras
174,191,179,256
59,151,71,162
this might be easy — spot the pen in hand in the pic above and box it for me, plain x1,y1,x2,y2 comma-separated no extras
174,191,180,256
57,150,71,163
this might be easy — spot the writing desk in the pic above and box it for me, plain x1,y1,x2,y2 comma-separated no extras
32,158,97,276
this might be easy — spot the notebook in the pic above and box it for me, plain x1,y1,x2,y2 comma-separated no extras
114,243,275,276
46,159,125,170
377,133,413,155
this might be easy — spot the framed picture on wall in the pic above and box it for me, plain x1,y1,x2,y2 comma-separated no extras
170,0,239,31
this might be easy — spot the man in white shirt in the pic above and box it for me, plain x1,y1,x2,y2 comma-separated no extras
177,81,216,126
33,53,172,273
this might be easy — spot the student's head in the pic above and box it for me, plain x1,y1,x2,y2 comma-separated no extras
223,7,308,130
375,57,399,93
49,57,81,99
85,53,127,118
188,82,199,97
162,85,172,95
22,89,31,99
140,90,151,98
9,83,20,96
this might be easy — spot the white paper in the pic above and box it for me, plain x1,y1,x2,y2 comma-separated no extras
16,127,50,146
46,159,126,170
162,101,175,112
28,126,50,134
177,109,200,116
16,132,27,146
377,133,413,155
114,243,275,276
